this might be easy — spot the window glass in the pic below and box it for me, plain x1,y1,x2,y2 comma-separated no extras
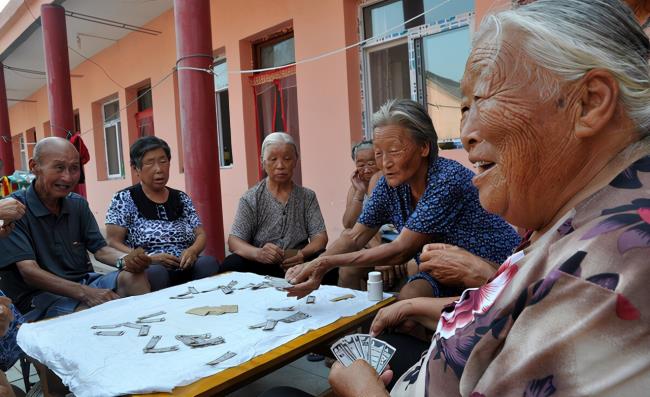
216,90,232,167
364,0,404,38
368,42,410,113
19,135,27,171
423,0,473,25
421,26,471,140
105,124,122,176
213,59,228,91
103,101,120,122
137,85,153,111
259,37,295,69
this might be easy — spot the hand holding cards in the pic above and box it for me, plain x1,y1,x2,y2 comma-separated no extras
331,334,395,374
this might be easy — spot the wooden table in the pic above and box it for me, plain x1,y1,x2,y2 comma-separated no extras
133,296,395,397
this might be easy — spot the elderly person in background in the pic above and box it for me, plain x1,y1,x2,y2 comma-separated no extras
0,137,150,320
106,136,219,291
286,99,519,300
325,1,650,396
221,132,332,282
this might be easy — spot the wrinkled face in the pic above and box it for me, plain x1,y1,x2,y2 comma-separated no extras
460,28,582,229
32,145,80,200
373,124,429,188
263,143,297,183
355,148,378,182
136,148,170,190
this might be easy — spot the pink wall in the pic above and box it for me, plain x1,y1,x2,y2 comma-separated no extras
6,0,364,246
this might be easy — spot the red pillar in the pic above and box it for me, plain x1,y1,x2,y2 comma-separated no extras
0,63,15,176
41,4,74,139
174,0,225,260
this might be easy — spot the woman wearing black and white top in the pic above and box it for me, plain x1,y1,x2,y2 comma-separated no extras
221,132,334,283
105,136,219,291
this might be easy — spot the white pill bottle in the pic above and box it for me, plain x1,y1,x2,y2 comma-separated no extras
367,271,383,301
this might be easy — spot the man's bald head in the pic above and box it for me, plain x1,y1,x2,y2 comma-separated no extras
33,137,78,165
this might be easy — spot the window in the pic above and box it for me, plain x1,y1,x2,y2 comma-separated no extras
73,110,81,134
418,26,471,141
252,32,301,183
18,134,27,171
136,85,154,137
102,99,124,178
256,34,295,69
213,58,233,167
361,0,474,145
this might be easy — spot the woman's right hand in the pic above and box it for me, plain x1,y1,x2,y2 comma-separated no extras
255,243,284,265
0,198,25,224
370,299,417,337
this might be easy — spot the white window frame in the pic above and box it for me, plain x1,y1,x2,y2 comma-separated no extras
359,0,474,142
213,57,233,169
19,134,28,171
102,99,124,179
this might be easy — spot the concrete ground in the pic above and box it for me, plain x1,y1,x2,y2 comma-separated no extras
6,257,331,397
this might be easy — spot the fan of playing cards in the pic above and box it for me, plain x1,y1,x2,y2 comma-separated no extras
331,334,396,373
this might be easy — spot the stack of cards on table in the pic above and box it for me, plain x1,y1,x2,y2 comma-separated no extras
331,334,395,373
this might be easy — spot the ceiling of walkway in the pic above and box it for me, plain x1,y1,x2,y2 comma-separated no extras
2,0,173,106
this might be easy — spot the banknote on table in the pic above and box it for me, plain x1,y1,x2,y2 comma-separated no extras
330,333,395,374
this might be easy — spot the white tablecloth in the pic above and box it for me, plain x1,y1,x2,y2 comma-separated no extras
17,272,389,397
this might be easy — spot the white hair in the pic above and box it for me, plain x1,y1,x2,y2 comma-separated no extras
477,0,650,137
261,132,298,160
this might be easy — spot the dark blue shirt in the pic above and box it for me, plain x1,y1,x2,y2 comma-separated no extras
0,182,106,281
358,157,520,263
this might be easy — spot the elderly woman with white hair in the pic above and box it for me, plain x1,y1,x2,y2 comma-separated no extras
322,0,650,396
221,132,333,281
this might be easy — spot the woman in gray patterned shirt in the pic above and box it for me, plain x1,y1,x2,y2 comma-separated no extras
221,133,334,283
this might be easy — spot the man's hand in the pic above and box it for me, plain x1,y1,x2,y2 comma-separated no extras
0,198,25,224
255,243,284,265
123,247,151,273
419,243,495,287
0,222,15,238
0,297,14,337
329,360,391,397
281,250,304,269
79,285,120,307
179,248,198,270
285,258,328,299
150,253,180,269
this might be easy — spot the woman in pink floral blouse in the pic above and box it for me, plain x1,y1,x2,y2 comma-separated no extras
324,0,650,396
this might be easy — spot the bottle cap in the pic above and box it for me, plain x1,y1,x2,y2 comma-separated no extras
368,271,381,283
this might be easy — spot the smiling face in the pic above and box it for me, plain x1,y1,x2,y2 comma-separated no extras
31,141,80,202
460,27,591,229
354,148,378,182
373,124,430,188
135,148,170,191
263,143,297,184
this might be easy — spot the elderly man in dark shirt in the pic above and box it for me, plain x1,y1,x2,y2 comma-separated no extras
0,137,150,319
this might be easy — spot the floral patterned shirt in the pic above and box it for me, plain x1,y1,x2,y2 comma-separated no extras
391,145,650,397
358,156,520,263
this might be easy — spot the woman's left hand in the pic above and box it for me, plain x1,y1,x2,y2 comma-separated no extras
329,360,392,397
179,248,198,270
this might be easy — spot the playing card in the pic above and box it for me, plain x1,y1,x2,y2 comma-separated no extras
331,341,355,367
355,334,372,361
330,294,355,302
137,311,166,320
188,286,199,294
369,338,385,370
267,306,296,311
138,325,151,336
262,320,278,331
207,351,237,366
186,305,238,316
94,330,124,336
280,311,310,323
375,340,396,374
342,335,364,359
306,295,316,304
